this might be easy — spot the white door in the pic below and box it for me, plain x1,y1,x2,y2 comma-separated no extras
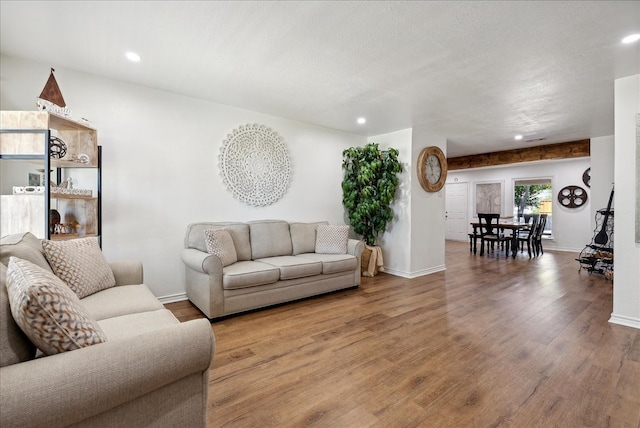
446,182,469,241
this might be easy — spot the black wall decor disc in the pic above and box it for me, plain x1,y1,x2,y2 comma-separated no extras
582,168,591,188
558,185,588,208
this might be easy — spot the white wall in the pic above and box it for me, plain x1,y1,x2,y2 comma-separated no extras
589,136,615,231
0,55,365,300
611,74,640,329
366,128,447,278
409,128,446,276
367,129,413,276
446,157,592,252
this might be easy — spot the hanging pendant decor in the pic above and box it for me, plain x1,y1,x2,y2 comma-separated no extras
219,124,292,206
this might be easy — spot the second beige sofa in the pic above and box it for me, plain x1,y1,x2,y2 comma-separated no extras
181,220,364,319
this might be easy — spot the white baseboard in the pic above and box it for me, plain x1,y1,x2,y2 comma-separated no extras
158,292,188,304
609,314,640,330
383,264,446,279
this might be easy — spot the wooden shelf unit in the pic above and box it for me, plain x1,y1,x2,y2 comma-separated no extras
0,110,102,243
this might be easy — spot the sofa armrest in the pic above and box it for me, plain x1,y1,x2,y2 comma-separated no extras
347,239,364,257
347,239,364,286
0,318,214,428
181,249,224,319
109,260,144,286
181,248,222,275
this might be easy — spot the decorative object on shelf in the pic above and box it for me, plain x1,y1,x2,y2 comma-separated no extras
73,153,91,164
36,68,71,116
37,168,57,189
557,185,588,208
417,146,447,192
582,167,591,188
49,136,67,159
219,124,291,207
28,173,41,186
50,209,61,234
50,187,92,197
342,142,403,249
13,186,45,194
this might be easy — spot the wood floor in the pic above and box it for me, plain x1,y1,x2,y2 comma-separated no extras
165,241,640,428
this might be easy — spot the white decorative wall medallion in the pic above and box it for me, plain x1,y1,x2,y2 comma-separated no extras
219,124,292,206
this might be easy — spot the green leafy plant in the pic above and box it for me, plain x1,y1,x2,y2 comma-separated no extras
341,143,403,246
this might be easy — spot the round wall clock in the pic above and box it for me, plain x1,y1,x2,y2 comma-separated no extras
417,146,448,192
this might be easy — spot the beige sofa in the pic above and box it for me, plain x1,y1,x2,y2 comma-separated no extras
182,220,364,319
0,232,215,428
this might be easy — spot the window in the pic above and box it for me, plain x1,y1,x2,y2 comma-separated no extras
513,178,553,236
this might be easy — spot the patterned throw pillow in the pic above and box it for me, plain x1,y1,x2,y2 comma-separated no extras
315,225,349,254
5,257,107,355
204,229,238,267
42,238,116,299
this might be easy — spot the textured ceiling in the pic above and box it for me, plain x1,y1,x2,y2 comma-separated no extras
1,1,639,157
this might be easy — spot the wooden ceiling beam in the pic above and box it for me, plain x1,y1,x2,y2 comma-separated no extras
447,139,590,170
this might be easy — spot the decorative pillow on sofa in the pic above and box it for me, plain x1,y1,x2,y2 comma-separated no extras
290,222,328,255
42,238,116,299
315,225,349,254
5,257,107,356
0,262,37,367
0,231,52,273
204,229,238,267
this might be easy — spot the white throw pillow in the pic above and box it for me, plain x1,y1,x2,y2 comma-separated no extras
315,225,349,254
42,238,116,299
5,257,107,355
204,229,238,266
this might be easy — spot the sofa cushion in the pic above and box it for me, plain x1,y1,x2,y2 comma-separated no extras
315,225,349,254
290,221,328,255
0,232,52,273
204,229,238,266
80,284,165,321
5,257,107,356
222,261,280,290
249,220,293,259
97,309,179,340
186,222,252,261
42,238,116,299
256,256,323,280
297,253,358,274
0,262,37,367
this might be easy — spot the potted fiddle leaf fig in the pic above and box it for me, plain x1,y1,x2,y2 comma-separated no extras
342,143,403,276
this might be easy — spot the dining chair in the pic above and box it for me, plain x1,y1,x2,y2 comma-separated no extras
517,214,540,257
478,213,511,257
533,214,548,256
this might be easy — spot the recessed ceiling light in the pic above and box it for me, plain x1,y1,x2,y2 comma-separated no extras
125,52,141,62
514,135,523,141
622,34,640,44
357,117,366,125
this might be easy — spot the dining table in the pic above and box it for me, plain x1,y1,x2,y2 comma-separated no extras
470,221,531,258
